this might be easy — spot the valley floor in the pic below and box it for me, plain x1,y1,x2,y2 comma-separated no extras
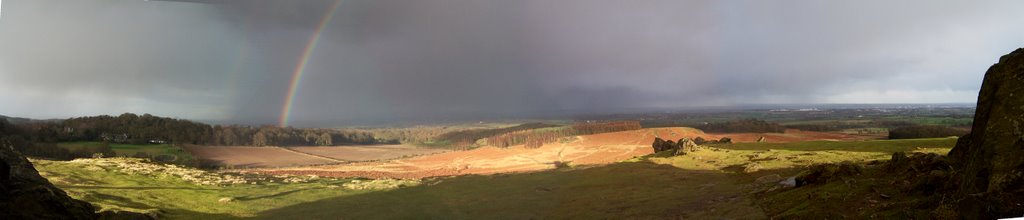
254,127,882,179
32,135,956,219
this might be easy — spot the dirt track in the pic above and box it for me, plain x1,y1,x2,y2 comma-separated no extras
256,127,878,179
185,145,449,168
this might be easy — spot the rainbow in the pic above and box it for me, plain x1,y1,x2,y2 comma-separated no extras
279,0,343,127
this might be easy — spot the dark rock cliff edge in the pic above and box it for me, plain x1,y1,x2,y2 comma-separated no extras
0,144,98,219
947,48,1024,218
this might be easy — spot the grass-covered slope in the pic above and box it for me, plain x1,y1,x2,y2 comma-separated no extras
255,162,763,219
33,158,417,219
34,158,761,219
718,138,956,152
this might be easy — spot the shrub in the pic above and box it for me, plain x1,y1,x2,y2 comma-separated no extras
718,137,732,144
7,140,74,160
693,137,707,145
553,161,571,169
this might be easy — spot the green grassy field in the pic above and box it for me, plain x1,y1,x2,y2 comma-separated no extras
776,116,971,130
33,138,958,219
33,158,360,219
33,158,764,219
716,138,956,152
880,116,973,126
57,141,195,163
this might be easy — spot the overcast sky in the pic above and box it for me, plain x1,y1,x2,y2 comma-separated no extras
1,0,1022,126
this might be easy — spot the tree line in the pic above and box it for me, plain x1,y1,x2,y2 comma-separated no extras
357,126,473,146
211,125,388,146
434,123,561,150
486,121,643,148
0,118,115,160
695,118,786,133
13,113,390,147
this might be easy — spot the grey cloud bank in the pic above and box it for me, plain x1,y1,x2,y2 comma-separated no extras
1,0,1022,126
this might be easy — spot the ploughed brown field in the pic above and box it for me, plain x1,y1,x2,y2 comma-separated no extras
287,145,448,161
183,146,337,168
254,127,878,179
184,144,448,168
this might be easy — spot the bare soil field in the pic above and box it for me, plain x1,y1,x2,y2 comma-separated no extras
183,146,338,168
287,145,448,161
257,127,877,179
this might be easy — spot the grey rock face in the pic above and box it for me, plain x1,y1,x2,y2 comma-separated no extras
0,145,98,219
651,137,700,155
949,48,1024,194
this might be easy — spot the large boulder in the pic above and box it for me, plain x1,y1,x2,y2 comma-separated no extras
651,138,673,153
651,137,699,155
674,138,698,155
0,144,98,219
693,137,707,145
945,48,1024,219
948,48,1024,194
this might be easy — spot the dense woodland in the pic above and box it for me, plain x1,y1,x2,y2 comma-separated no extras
18,114,215,144
211,125,387,146
695,118,786,133
12,113,389,147
486,121,643,148
0,118,114,160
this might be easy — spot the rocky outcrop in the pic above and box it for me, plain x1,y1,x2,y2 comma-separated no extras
675,138,698,155
690,136,731,145
652,138,674,153
651,137,699,155
948,48,1024,194
945,48,1024,218
0,145,98,219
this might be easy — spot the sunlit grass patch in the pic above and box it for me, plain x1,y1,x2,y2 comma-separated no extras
715,137,956,152
32,158,410,219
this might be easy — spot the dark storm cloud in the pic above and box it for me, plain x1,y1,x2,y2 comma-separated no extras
1,0,1022,126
